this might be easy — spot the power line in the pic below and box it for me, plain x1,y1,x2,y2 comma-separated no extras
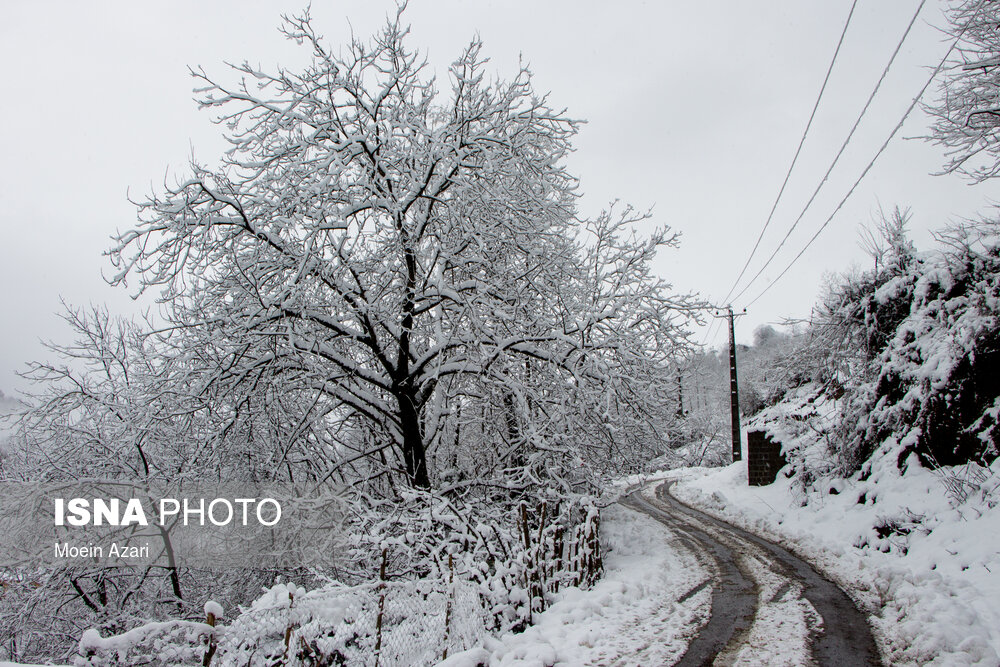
695,314,723,351
719,0,860,307
742,18,970,309
729,0,927,305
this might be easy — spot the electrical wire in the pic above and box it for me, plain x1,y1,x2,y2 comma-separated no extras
695,313,723,350
729,0,927,305
741,19,971,309
718,0,860,307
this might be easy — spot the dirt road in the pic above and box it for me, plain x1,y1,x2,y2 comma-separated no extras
621,481,881,666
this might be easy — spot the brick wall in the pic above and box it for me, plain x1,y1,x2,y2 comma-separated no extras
747,430,786,486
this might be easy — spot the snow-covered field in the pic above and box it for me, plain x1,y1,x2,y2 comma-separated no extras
666,453,1000,666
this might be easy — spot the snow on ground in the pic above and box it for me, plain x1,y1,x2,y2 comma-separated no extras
728,562,817,667
478,503,709,666
635,485,820,667
667,449,1000,666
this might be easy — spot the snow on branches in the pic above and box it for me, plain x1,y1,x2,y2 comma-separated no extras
926,0,1000,181
2,10,700,662
107,9,699,492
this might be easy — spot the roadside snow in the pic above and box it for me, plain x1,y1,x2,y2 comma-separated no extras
669,452,1000,666
637,485,818,667
482,503,708,666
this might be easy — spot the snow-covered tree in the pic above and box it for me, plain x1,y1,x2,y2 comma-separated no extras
927,0,1000,182
2,10,701,662
3,307,297,662
109,9,698,490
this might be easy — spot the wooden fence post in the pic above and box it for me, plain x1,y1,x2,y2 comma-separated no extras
552,524,564,594
374,548,388,667
202,610,217,667
442,553,455,661
281,591,295,665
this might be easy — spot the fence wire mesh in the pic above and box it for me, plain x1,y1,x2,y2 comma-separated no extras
71,503,602,666
74,577,487,667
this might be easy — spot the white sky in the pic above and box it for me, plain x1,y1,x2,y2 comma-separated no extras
2,1,998,394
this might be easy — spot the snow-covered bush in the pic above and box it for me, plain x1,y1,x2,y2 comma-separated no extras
840,218,1000,472
69,493,603,666
339,488,603,634
745,212,1000,494
71,580,475,666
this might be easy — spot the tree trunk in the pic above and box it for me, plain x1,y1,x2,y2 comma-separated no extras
503,392,524,468
397,393,430,489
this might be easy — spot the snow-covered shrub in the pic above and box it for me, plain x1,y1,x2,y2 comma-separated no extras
68,492,603,666
340,488,603,635
840,219,1000,472
743,214,1000,497
70,580,482,667
212,580,484,667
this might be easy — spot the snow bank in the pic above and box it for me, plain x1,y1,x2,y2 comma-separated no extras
669,448,1000,666
481,503,708,666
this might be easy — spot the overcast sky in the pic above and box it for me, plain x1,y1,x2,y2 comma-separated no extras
1,1,997,394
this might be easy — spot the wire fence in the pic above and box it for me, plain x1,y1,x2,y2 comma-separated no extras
72,501,603,666
73,575,486,667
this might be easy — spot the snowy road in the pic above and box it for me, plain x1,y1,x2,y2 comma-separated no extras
623,481,882,666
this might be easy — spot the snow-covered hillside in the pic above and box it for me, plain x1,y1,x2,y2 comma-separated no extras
667,383,1000,665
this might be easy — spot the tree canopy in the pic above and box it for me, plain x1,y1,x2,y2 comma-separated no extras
927,0,1000,182
106,9,698,491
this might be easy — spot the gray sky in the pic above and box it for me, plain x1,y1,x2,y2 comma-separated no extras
1,1,997,393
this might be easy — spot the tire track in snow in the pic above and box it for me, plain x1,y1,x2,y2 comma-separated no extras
592,504,712,667
623,490,757,666
624,480,882,666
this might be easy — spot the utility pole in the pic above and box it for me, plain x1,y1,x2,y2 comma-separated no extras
725,306,745,462
676,371,684,419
